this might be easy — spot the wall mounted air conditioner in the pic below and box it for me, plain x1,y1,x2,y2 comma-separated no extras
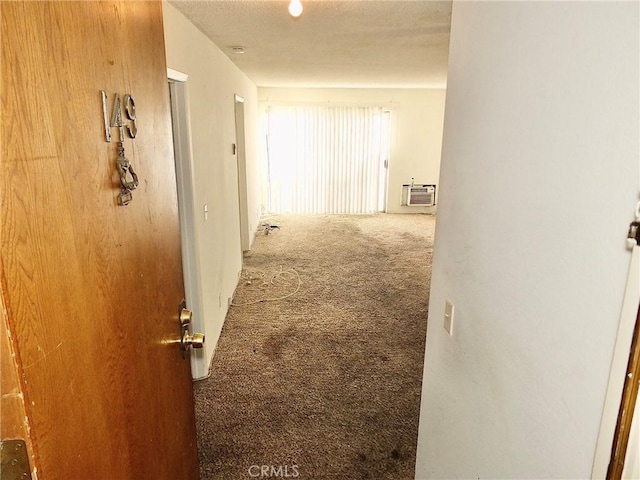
407,185,436,206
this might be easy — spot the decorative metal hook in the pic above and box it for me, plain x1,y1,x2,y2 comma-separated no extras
115,141,138,206
116,142,138,191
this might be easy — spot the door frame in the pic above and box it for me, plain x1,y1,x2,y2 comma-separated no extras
168,68,207,379
592,244,640,478
234,94,250,252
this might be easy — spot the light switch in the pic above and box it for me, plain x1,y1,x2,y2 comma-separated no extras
203,204,208,221
444,299,454,335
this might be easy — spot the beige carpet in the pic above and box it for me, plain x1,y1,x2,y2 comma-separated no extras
194,214,435,479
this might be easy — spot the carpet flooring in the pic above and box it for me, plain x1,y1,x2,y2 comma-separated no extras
194,214,435,479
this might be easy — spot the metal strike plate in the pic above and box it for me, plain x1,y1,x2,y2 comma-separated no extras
1,440,31,480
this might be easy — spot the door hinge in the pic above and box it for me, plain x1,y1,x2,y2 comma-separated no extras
628,221,640,246
1,440,32,480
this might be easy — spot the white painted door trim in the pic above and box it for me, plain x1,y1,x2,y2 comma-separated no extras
167,67,188,83
168,68,208,380
234,94,250,252
592,244,640,478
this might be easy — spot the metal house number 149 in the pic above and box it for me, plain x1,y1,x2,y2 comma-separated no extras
101,91,137,142
101,90,139,206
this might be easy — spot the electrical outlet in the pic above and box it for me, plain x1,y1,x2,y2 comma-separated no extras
444,299,454,335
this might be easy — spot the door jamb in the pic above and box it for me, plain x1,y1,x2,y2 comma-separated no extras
234,94,250,252
592,245,640,478
607,300,640,479
167,68,207,380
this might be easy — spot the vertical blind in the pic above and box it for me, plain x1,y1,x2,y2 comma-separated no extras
266,105,387,214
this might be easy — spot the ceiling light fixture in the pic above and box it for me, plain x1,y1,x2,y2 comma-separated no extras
288,0,303,18
231,46,245,54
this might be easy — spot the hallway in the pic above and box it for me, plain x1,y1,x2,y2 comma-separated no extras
194,214,435,479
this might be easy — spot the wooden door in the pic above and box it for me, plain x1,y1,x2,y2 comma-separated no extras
1,2,199,478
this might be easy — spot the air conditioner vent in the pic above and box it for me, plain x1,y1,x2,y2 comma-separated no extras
408,186,435,206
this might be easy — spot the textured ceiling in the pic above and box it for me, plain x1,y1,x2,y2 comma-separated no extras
169,0,452,88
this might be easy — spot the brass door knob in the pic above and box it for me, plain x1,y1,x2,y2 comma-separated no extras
182,332,205,349
178,305,203,356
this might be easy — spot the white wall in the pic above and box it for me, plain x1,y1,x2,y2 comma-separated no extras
163,2,261,377
416,2,639,479
258,88,446,213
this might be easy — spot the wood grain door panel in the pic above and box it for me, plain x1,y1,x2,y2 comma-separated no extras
1,2,199,478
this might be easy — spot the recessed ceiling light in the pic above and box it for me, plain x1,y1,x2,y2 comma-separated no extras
231,46,245,54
